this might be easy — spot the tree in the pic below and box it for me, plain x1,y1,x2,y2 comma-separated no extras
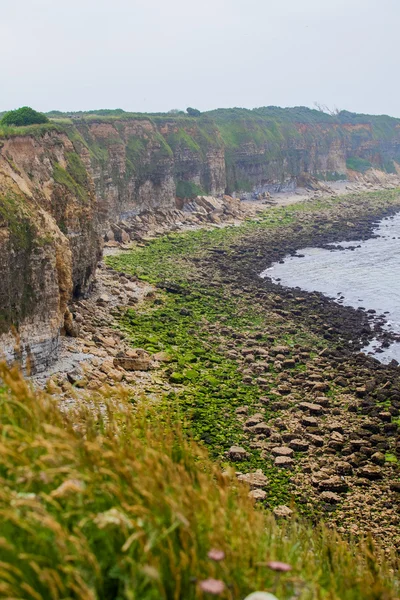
186,107,201,117
1,106,49,126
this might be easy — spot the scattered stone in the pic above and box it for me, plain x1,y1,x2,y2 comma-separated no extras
114,356,152,371
271,446,294,457
357,465,383,480
249,489,267,502
273,505,293,518
298,402,324,415
228,446,249,461
318,477,348,493
320,491,342,504
288,439,309,451
274,456,294,468
238,470,268,489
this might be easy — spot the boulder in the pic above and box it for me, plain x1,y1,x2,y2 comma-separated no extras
238,470,268,489
274,456,294,468
113,356,152,371
228,446,249,461
273,505,293,518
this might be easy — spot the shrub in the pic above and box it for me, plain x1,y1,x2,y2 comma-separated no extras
1,106,49,127
176,180,204,199
346,156,373,173
187,107,201,117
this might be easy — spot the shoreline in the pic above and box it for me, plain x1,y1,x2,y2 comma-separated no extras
35,186,400,553
33,181,400,385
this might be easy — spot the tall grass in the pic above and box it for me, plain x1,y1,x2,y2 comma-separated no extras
0,363,398,599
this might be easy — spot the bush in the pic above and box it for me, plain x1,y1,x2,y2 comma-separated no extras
176,180,204,199
0,106,49,127
346,156,373,173
187,107,201,117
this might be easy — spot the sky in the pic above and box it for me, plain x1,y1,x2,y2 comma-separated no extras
1,0,399,116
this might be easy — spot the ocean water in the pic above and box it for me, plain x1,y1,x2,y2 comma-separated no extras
260,211,400,363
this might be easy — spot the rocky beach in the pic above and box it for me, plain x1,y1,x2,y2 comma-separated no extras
35,186,400,556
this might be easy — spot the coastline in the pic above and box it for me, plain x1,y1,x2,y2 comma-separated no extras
32,185,400,554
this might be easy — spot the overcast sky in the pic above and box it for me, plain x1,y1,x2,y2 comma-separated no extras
1,0,399,116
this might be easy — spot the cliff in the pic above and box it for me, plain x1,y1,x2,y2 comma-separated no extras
1,106,400,371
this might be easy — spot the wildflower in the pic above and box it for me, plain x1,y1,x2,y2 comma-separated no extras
199,578,225,595
207,548,225,561
266,561,292,572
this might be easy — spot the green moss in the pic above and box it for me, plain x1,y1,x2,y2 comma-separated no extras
66,152,88,187
53,162,88,203
166,128,202,154
0,191,34,250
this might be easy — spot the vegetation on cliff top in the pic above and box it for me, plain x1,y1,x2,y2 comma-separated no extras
1,106,49,127
0,363,398,599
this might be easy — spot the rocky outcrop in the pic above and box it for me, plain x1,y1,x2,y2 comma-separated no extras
0,132,100,372
1,106,400,372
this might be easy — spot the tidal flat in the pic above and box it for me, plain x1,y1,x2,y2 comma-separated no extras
107,189,400,553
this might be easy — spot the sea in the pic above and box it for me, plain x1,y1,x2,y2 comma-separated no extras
261,211,400,363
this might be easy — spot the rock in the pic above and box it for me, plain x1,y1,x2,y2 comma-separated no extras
271,446,294,457
249,489,267,502
274,456,294,468
336,461,353,475
357,465,383,480
66,368,85,385
96,294,111,305
320,491,342,503
371,452,385,466
318,477,348,493
228,446,249,461
273,505,293,518
250,422,271,436
302,416,319,427
298,402,324,415
288,439,309,451
271,345,291,355
238,470,268,489
113,357,152,371
244,414,264,427
307,434,325,447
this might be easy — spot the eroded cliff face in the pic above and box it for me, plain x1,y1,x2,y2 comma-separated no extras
0,132,100,372
1,107,400,372
69,118,226,226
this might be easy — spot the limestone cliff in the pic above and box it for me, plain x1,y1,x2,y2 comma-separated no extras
0,131,100,371
1,106,400,371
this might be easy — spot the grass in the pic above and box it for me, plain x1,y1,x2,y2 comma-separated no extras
346,157,373,173
0,191,34,250
0,363,398,599
53,162,88,203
